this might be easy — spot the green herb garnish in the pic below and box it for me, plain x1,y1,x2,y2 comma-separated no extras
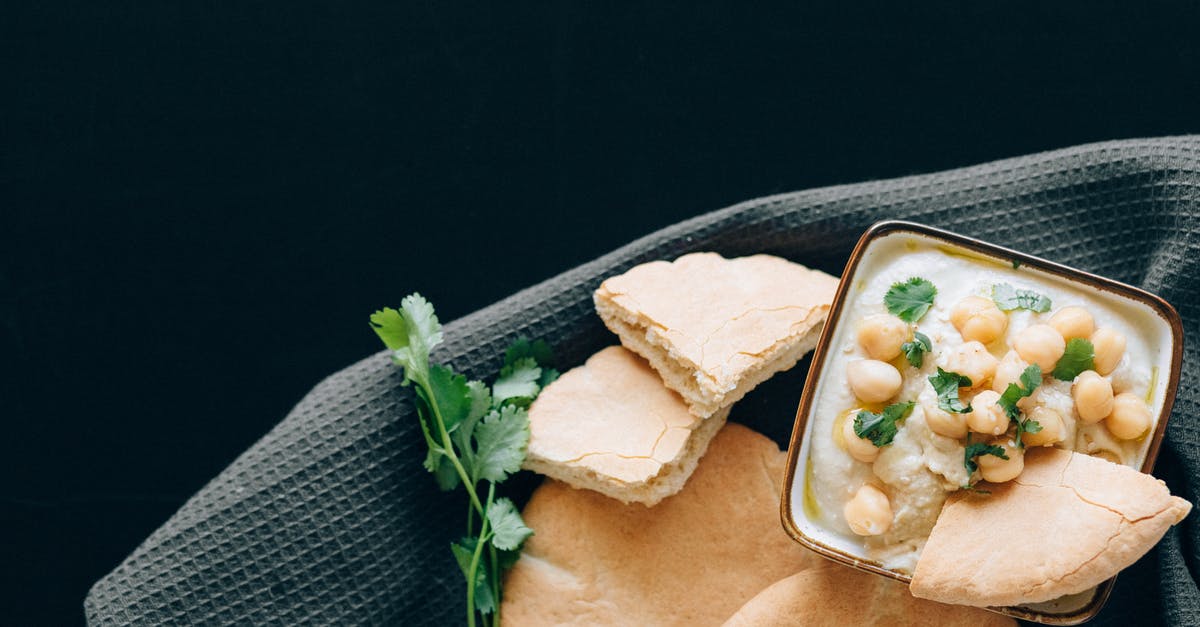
1051,338,1095,381
370,295,553,627
901,332,932,368
853,401,916,447
928,367,973,414
996,364,1043,447
964,441,1009,475
991,283,1052,312
884,277,938,323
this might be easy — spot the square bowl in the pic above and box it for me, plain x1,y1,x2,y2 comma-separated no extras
780,220,1184,625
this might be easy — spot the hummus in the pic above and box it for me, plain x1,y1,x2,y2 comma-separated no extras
805,238,1166,573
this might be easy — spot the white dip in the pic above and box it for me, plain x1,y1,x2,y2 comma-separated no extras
805,238,1169,574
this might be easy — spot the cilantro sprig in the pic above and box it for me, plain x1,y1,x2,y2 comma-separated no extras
996,364,1044,448
901,332,932,368
928,367,973,414
884,277,938,323
853,401,915,447
1052,338,1095,381
370,295,558,627
992,283,1052,313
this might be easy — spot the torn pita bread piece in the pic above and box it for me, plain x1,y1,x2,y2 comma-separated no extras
522,345,728,506
910,447,1192,607
503,423,821,626
722,563,1015,627
594,252,838,418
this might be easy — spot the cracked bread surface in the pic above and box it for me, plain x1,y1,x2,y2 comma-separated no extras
503,423,820,626
910,447,1192,607
523,345,729,506
594,252,838,418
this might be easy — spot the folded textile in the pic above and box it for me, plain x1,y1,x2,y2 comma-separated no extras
86,137,1200,626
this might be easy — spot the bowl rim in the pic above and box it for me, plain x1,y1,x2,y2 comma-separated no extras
779,219,1185,625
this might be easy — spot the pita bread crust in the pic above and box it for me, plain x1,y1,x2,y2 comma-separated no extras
594,253,837,417
522,346,727,506
502,423,821,626
910,448,1192,607
722,564,1016,627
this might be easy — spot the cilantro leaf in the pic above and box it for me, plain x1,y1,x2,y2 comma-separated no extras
1019,362,1041,390
992,283,1052,313
901,332,932,368
506,338,561,387
928,367,973,414
1052,338,1095,381
399,292,443,354
996,364,1043,447
472,405,530,483
884,277,938,323
964,442,1009,475
853,401,915,447
413,399,460,491
1016,417,1043,444
538,368,560,388
492,357,542,407
451,537,496,614
368,293,443,383
997,364,1041,419
418,416,459,491
497,547,522,570
368,307,408,351
505,338,555,368
432,456,461,491
487,497,534,551
454,380,493,462
426,364,472,433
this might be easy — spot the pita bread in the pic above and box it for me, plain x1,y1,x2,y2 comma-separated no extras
502,423,820,625
523,346,728,506
910,447,1192,607
722,564,1015,627
594,253,837,418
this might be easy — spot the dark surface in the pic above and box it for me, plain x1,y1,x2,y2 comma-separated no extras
84,139,1200,625
3,2,1200,625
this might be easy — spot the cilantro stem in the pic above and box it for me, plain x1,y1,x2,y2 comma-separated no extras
422,376,485,516
490,553,500,627
466,490,494,627
485,483,500,627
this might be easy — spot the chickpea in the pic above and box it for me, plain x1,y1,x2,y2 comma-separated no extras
846,359,903,403
923,397,969,439
1049,306,1096,340
942,341,999,389
1022,406,1065,447
1013,324,1066,371
950,296,1008,344
842,414,879,463
977,437,1025,483
1091,327,1127,376
992,350,1029,393
1107,392,1152,440
1073,370,1114,424
966,390,1008,435
844,484,893,536
857,314,909,361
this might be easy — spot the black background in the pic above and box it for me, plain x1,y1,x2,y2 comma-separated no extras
4,2,1199,624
